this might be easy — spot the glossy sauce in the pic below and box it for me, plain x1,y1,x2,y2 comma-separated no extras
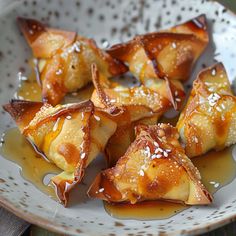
0,128,60,200
16,69,94,103
104,147,236,220
16,72,42,101
3,78,236,219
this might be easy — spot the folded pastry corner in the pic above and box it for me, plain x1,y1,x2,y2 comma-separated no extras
177,62,236,157
107,14,209,82
91,63,184,165
17,17,127,105
91,63,185,117
3,99,117,205
88,123,212,205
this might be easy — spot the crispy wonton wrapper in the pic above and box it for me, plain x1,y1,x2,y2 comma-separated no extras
17,17,127,105
91,63,185,165
3,100,117,205
88,124,212,205
177,63,236,157
107,14,209,82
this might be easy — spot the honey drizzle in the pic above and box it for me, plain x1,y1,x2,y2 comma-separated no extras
2,76,236,220
16,69,94,104
0,128,60,200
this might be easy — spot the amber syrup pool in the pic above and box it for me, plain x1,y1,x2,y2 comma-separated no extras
1,76,236,220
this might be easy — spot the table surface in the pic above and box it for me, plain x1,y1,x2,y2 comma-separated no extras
0,0,236,235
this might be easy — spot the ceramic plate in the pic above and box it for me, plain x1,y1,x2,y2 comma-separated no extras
0,0,236,235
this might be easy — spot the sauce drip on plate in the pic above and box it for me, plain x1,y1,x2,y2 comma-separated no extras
15,69,94,103
0,128,60,200
1,88,236,220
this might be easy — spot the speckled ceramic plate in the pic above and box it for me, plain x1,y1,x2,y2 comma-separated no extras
0,0,236,235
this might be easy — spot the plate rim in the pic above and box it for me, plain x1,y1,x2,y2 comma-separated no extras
1,191,236,236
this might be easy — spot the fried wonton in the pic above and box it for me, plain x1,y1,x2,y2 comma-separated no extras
105,115,159,167
91,63,185,115
3,100,117,205
17,17,127,105
107,14,208,82
177,63,236,157
88,124,212,205
91,63,185,165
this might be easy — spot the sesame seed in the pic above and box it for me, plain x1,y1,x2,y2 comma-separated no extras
94,115,101,121
52,118,60,132
208,93,220,106
163,151,168,157
102,40,109,48
172,42,177,49
99,188,104,192
17,72,27,81
139,170,145,176
151,154,162,159
211,68,216,76
56,69,63,75
154,141,159,147
66,115,72,120
81,153,86,159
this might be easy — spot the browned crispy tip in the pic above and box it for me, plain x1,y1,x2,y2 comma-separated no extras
87,173,107,200
87,171,123,202
3,99,43,130
184,14,208,40
106,40,135,62
88,39,128,76
52,170,85,207
197,62,225,81
18,17,76,58
91,63,123,115
17,17,46,45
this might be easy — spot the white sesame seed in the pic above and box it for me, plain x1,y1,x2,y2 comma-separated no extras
94,115,101,121
56,69,63,75
163,151,168,157
172,42,177,49
154,141,159,147
208,93,220,106
52,118,60,132
157,147,163,153
211,68,216,76
81,153,86,159
153,154,162,159
66,115,72,120
17,72,27,81
102,40,110,48
139,169,145,176
99,188,104,192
